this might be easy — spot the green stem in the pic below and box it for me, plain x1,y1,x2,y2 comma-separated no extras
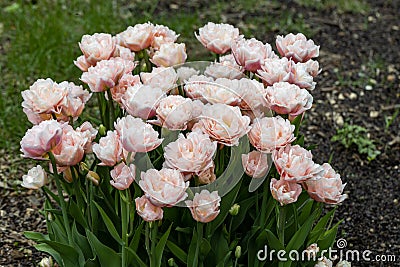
97,93,107,129
259,179,269,227
278,205,286,245
143,51,152,72
215,53,220,62
145,223,151,263
150,222,159,267
255,191,259,216
178,84,185,97
292,203,298,232
196,222,203,266
107,89,115,130
90,183,97,233
121,190,129,267
71,167,83,212
86,176,92,230
48,152,72,245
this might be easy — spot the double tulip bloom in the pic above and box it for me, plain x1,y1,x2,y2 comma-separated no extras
22,79,91,125
196,22,240,54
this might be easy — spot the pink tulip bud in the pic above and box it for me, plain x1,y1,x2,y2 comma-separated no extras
186,190,221,223
135,195,164,222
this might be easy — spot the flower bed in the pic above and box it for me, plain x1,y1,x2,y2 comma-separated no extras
20,22,348,267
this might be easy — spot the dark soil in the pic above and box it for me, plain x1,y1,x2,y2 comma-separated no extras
1,0,399,266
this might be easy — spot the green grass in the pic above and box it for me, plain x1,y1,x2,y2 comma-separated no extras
0,0,314,151
295,0,369,13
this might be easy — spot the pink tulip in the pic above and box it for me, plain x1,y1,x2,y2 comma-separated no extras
197,166,216,185
200,78,241,106
154,95,194,130
59,81,91,120
150,43,187,67
232,37,277,72
241,151,270,178
276,33,319,63
195,22,240,54
204,60,243,80
135,195,164,222
21,165,48,189
110,73,141,105
264,82,313,117
110,162,136,190
186,190,221,223
51,125,86,166
115,115,163,153
248,116,295,153
21,78,67,124
76,121,98,153
236,78,267,114
113,44,136,61
183,75,214,101
198,103,251,146
20,120,65,159
273,144,324,182
140,67,178,93
256,57,291,86
270,178,302,205
304,163,348,204
151,24,179,49
288,61,316,90
81,58,136,92
121,84,166,119
93,131,123,166
304,59,320,77
139,168,189,207
164,131,217,175
78,33,116,66
74,55,91,72
117,23,154,51
176,67,200,83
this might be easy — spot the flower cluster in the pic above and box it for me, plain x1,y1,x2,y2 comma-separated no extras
196,27,343,207
21,22,346,220
20,21,347,266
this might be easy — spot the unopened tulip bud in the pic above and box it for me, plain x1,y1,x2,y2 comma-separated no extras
336,260,351,267
98,124,107,136
80,162,89,173
38,257,53,267
168,258,175,266
235,246,241,259
63,167,78,183
229,204,240,216
86,171,100,186
140,62,148,72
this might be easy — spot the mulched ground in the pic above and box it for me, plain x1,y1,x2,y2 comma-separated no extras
0,0,399,266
